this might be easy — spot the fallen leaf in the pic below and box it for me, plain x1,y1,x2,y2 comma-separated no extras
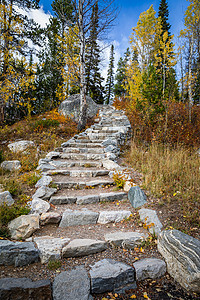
130,295,137,299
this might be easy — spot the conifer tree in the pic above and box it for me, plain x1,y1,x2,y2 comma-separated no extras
158,0,171,35
114,48,130,97
105,44,115,105
0,0,40,123
85,2,104,104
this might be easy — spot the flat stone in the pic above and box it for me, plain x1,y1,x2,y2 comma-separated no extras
0,240,39,267
105,145,117,153
139,208,163,236
158,229,200,292
128,186,147,208
8,140,35,152
59,209,99,227
35,175,52,188
90,259,136,294
34,236,70,264
124,181,135,192
102,159,122,170
99,192,127,202
50,196,77,205
0,191,14,206
62,239,107,258
40,212,62,225
37,163,56,172
76,195,100,205
53,266,92,300
97,210,132,224
104,231,148,248
102,139,118,147
1,160,21,171
8,214,40,240
30,198,50,215
32,186,57,200
106,152,117,160
133,258,166,281
0,278,52,300
46,151,61,159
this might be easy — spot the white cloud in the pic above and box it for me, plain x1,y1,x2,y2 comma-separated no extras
15,5,51,28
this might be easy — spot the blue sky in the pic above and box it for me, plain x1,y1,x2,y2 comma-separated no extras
38,0,188,76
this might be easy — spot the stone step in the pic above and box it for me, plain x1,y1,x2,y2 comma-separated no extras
46,169,109,177
86,133,119,140
71,139,105,144
53,177,114,189
62,147,105,154
48,160,103,168
60,153,105,161
49,191,127,205
59,209,132,227
62,142,103,148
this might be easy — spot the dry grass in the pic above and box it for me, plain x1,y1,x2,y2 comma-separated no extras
127,141,200,227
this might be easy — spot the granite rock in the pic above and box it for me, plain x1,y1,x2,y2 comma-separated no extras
8,140,35,152
133,258,166,281
90,259,136,294
98,210,132,224
30,198,50,215
0,240,39,267
0,191,14,206
8,214,40,240
62,239,107,258
53,267,92,300
1,160,21,171
58,94,99,122
104,231,148,248
128,186,147,208
32,186,57,200
35,175,52,188
40,212,61,225
139,208,163,236
59,209,99,227
158,230,200,292
0,277,52,300
34,236,70,264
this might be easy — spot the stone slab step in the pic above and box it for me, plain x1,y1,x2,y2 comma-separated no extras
53,178,114,189
104,231,148,248
62,147,104,154
46,169,109,178
49,191,127,205
62,239,107,258
49,160,103,168
47,168,110,177
60,153,105,161
59,209,132,227
62,142,103,148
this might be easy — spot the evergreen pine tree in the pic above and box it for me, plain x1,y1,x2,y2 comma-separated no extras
114,48,130,97
85,2,104,104
158,0,171,35
105,45,115,105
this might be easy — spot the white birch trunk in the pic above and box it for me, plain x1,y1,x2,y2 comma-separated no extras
188,32,194,122
78,0,87,131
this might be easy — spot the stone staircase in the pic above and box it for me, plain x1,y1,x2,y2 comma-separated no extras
0,106,199,299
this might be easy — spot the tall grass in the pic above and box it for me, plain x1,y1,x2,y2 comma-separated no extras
127,141,200,226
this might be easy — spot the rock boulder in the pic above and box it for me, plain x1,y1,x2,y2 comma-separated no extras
8,214,40,240
58,94,99,122
158,230,200,292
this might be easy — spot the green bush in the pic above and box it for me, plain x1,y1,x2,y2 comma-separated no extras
2,178,22,196
0,150,3,163
31,119,60,131
0,202,30,227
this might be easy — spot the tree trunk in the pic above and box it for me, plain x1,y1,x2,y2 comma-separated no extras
77,0,87,132
188,33,194,122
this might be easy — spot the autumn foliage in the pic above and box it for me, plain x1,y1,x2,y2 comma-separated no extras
113,97,200,147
